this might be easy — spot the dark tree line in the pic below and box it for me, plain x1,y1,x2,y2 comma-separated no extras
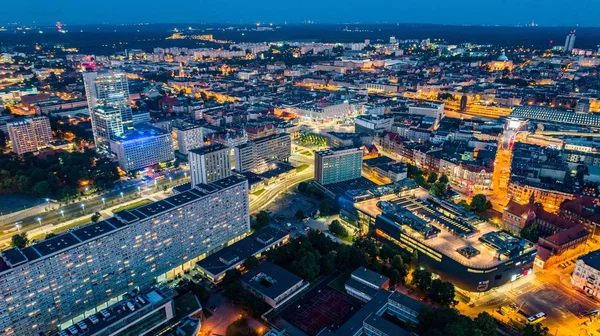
0,149,119,200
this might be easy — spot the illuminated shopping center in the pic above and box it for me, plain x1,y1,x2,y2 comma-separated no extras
353,195,537,292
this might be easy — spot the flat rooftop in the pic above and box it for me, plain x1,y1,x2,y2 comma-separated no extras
196,226,288,277
0,176,247,273
363,196,534,268
241,262,304,299
189,143,228,155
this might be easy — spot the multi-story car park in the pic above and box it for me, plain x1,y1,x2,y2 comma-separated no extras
0,175,250,336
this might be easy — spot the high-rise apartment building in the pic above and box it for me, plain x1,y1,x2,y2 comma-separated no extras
109,126,174,171
83,71,133,151
174,124,204,155
0,175,250,335
7,116,52,154
189,143,231,185
234,133,291,173
314,147,363,185
564,30,576,53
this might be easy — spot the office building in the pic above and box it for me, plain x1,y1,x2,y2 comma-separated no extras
572,250,600,299
314,147,363,185
241,262,308,308
564,30,576,52
576,98,591,113
83,71,133,151
234,133,291,173
110,126,174,172
408,102,445,121
175,124,204,155
7,116,52,154
0,175,249,335
189,143,231,185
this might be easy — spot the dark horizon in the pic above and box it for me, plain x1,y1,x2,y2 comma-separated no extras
1,0,597,27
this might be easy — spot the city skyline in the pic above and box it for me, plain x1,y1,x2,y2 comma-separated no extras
0,0,599,27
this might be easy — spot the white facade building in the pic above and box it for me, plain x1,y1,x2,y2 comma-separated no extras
0,175,250,335
175,125,204,156
189,143,231,185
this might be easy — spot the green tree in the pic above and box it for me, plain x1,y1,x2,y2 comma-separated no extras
32,181,50,197
321,251,337,274
329,219,348,237
427,172,438,184
295,209,305,220
522,323,549,336
470,194,489,213
389,268,402,285
439,174,449,184
520,224,541,243
429,279,456,306
11,233,28,248
410,250,419,269
473,312,497,336
412,268,433,291
291,252,320,282
458,199,471,211
255,211,269,229
430,182,448,197
91,212,101,223
319,198,337,216
243,256,259,270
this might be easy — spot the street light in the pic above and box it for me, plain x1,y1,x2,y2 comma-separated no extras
120,192,124,199
81,203,86,214
60,210,65,218
101,197,106,206
36,217,42,227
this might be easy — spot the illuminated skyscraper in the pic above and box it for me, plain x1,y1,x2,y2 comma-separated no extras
564,30,576,53
83,71,133,151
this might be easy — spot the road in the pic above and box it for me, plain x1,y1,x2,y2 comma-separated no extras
457,263,600,336
0,169,190,248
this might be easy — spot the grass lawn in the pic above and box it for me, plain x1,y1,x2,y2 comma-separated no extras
251,189,265,196
300,150,312,156
328,270,353,293
112,198,152,213
30,216,93,241
295,164,309,173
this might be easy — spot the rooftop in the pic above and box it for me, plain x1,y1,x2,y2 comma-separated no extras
196,226,288,277
241,262,304,299
189,142,228,155
0,176,247,273
351,266,389,288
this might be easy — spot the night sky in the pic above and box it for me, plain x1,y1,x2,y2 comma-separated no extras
1,0,597,26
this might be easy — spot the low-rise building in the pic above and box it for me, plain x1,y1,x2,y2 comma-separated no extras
241,262,308,308
195,226,289,283
345,267,390,302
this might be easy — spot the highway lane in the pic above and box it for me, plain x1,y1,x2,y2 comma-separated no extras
0,170,190,243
